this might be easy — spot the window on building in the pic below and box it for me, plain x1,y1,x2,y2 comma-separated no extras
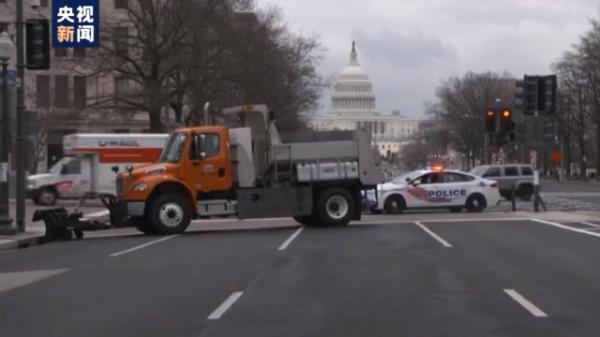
54,48,67,57
114,129,129,133
74,76,87,108
54,75,69,108
0,22,8,32
114,76,129,102
114,27,129,57
40,0,49,7
73,48,86,58
36,75,50,109
115,0,128,9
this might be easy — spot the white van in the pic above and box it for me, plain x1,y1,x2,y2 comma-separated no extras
27,133,167,205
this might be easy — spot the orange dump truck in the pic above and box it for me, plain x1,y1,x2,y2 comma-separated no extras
116,105,384,235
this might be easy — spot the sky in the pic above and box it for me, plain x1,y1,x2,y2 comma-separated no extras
256,0,599,118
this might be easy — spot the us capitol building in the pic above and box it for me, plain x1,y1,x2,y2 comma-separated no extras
309,42,420,157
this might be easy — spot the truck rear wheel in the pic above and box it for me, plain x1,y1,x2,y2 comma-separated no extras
148,193,192,235
315,188,354,227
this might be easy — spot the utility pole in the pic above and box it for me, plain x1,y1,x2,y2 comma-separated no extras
483,133,489,165
0,31,15,234
15,0,26,233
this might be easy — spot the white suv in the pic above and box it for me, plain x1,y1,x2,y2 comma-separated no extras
470,164,534,201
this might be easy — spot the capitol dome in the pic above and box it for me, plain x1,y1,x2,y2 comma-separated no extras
331,42,377,116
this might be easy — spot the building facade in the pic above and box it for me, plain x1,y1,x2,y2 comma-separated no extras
309,42,420,157
0,0,147,172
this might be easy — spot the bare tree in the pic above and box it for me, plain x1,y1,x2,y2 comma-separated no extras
429,72,512,165
216,6,324,134
93,0,202,132
553,51,591,179
578,19,600,179
92,0,323,133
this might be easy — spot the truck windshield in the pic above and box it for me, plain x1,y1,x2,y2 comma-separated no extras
159,132,187,163
48,157,72,174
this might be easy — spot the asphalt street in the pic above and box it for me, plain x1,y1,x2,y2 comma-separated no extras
2,215,600,337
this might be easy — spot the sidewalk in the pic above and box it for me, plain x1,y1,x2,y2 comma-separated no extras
0,217,300,251
0,228,46,251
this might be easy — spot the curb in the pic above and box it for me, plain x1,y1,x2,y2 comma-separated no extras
0,221,302,250
0,233,47,252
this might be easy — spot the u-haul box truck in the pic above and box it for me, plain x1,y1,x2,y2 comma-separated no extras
27,134,167,205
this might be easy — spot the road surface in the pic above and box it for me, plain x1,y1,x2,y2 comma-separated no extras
1,214,600,337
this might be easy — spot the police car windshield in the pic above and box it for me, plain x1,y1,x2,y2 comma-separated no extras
392,171,421,184
159,132,186,163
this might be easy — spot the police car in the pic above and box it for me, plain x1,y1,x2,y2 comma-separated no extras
368,169,501,214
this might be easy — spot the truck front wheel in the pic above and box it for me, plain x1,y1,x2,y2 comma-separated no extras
148,193,192,235
38,187,57,206
315,188,355,227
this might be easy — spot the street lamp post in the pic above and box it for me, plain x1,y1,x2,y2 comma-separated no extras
0,31,15,234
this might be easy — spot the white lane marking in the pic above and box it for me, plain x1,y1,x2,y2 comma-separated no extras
530,219,600,239
207,291,244,320
414,221,453,248
359,217,530,225
109,235,178,257
278,227,304,251
192,217,291,224
504,289,548,318
579,221,600,229
0,269,69,293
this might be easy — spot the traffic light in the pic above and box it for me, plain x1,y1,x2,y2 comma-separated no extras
485,109,497,133
515,76,537,115
499,108,512,132
515,75,556,115
537,75,557,114
26,19,50,70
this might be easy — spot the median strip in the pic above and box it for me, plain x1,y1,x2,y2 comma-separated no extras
207,291,244,320
278,227,304,251
414,221,453,247
109,235,178,257
504,289,548,318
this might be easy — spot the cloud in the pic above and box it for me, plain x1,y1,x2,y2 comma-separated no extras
441,0,595,28
353,29,459,69
257,0,599,117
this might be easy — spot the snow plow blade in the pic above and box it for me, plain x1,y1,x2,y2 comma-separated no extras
32,208,110,241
